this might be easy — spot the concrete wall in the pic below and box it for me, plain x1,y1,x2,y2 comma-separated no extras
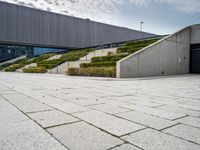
0,1,155,49
117,26,192,78
191,25,200,44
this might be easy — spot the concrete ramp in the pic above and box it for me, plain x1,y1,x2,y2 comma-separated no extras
0,55,26,66
117,24,200,78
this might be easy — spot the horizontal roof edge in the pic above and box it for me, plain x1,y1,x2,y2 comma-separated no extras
0,0,156,36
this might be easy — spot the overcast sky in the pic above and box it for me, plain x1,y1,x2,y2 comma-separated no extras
1,0,200,35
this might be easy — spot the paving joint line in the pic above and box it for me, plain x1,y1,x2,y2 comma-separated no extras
0,95,71,150
44,120,82,129
162,131,200,146
171,115,189,121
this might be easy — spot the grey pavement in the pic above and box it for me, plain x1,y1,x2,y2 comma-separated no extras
0,72,200,150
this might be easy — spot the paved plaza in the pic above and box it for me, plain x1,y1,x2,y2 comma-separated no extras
0,72,200,150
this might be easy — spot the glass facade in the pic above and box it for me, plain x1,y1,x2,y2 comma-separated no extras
33,47,66,56
0,44,68,63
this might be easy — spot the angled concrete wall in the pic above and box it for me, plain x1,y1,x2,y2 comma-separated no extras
191,25,200,44
116,25,197,78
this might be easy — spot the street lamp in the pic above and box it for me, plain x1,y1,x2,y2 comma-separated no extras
140,22,144,31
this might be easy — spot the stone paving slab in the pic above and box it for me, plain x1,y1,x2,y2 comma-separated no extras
89,104,130,114
0,97,29,124
177,103,200,111
99,99,136,108
33,95,91,114
0,120,68,150
55,93,104,106
74,110,145,136
176,97,200,106
163,124,200,144
176,116,200,128
0,97,68,150
28,110,80,128
121,105,186,120
106,96,163,107
122,128,200,150
47,121,123,150
157,105,200,117
0,90,19,95
116,111,177,130
0,87,11,91
2,94,53,113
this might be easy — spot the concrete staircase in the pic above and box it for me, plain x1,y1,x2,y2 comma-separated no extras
49,48,117,74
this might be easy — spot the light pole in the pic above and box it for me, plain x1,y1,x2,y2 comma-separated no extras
140,22,144,31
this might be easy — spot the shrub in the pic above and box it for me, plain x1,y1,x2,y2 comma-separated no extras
125,38,160,47
2,54,55,72
37,58,64,69
0,63,12,70
4,64,24,72
38,55,80,69
67,48,94,55
111,58,122,61
67,67,116,78
14,58,30,64
117,38,161,55
60,55,80,61
107,51,114,56
32,53,55,62
1,57,35,71
34,49,94,70
91,54,128,63
80,61,116,68
67,68,80,76
23,67,47,73
127,47,145,53
117,47,130,53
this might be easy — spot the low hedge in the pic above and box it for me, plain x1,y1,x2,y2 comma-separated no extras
107,51,114,56
111,58,122,61
127,47,145,53
117,47,131,53
23,67,47,73
67,67,116,77
67,48,94,54
60,55,80,61
32,53,55,62
117,47,143,53
37,55,80,69
3,54,53,72
117,38,160,54
37,49,93,69
125,38,160,47
4,64,25,72
91,54,128,62
0,63,12,70
37,58,64,69
80,61,116,68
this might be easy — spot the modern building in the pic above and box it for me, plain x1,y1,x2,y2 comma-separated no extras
0,1,155,62
117,24,200,78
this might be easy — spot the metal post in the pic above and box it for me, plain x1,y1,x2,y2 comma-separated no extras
49,64,51,74
140,22,144,31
